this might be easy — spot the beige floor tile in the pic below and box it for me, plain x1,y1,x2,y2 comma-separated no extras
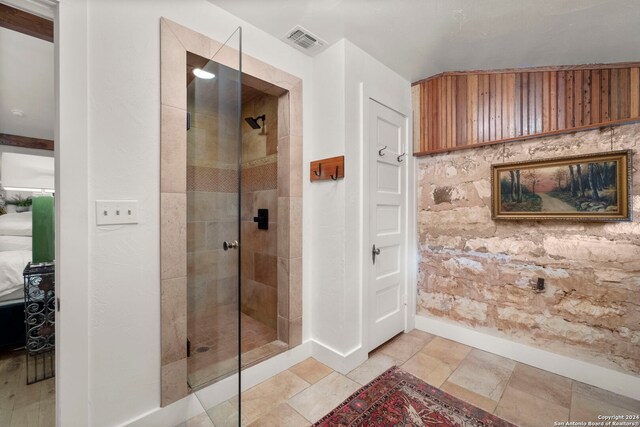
288,372,361,423
440,381,498,414
574,381,640,413
248,403,310,427
288,358,333,385
570,382,640,422
178,412,215,427
405,329,436,345
347,353,397,386
207,401,241,427
401,352,454,387
496,385,569,427
447,349,516,401
507,363,572,409
376,333,427,363
418,337,472,371
241,370,310,424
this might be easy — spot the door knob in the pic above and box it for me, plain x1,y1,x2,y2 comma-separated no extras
223,240,238,251
372,244,381,264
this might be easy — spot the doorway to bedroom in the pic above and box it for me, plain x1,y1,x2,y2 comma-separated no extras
0,2,57,426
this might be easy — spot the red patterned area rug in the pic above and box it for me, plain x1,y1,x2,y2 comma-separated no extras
314,367,516,427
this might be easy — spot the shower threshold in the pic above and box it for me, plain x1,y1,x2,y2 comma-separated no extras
187,339,288,391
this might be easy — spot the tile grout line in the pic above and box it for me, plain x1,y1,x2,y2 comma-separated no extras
286,400,315,425
568,380,578,422
491,361,518,415
424,339,473,389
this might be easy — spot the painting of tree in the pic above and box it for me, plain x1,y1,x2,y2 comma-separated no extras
523,169,540,194
493,150,631,221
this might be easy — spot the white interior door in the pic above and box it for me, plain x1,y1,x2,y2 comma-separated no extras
368,99,407,351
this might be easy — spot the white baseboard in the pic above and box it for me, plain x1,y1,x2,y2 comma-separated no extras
123,394,205,427
123,341,313,427
415,315,640,401
311,339,368,374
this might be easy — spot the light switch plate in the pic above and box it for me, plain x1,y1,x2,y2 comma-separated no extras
96,200,138,225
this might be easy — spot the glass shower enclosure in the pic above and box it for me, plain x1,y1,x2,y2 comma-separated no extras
186,27,242,424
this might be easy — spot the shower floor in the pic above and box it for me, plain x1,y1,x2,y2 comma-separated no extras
188,311,285,388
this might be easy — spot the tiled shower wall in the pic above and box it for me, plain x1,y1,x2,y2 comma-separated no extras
240,93,279,335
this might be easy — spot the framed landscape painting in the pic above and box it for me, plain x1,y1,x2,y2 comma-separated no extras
491,150,632,221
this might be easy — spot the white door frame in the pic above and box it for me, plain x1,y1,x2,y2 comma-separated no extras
55,0,91,425
360,83,415,353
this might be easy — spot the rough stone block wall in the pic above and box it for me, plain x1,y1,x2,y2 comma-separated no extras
416,123,640,375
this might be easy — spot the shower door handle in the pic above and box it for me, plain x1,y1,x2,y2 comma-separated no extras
223,240,239,251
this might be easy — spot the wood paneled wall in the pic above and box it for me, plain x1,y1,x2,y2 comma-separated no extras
413,63,640,155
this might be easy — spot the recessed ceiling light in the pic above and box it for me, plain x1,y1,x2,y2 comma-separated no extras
10,109,25,117
193,68,215,79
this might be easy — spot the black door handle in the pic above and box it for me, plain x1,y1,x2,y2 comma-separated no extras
372,244,381,264
253,208,269,230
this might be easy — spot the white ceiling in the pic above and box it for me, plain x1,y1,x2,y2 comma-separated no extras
209,0,640,82
0,26,54,140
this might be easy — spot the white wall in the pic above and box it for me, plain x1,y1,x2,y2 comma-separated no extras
310,39,412,371
61,1,315,425
309,40,347,355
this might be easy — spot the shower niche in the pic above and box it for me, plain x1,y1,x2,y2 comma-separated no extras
160,17,303,407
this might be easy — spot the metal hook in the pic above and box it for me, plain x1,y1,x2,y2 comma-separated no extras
397,152,406,162
313,163,322,177
378,146,387,156
330,166,339,180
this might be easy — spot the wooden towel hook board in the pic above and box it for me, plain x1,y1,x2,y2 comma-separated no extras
310,155,344,181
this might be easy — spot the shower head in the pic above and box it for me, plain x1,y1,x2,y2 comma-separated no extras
244,114,266,130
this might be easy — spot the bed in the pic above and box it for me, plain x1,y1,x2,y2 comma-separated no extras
0,212,32,349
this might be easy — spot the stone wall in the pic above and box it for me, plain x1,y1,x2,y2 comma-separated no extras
416,122,640,376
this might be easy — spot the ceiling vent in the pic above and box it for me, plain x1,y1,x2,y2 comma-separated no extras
283,25,327,56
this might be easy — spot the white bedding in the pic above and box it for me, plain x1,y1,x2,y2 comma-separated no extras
0,235,32,251
0,212,32,236
0,250,31,297
0,287,23,305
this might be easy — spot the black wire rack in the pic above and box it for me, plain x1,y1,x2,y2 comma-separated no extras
23,262,55,384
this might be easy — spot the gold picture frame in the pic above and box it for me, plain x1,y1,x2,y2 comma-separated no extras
491,150,632,221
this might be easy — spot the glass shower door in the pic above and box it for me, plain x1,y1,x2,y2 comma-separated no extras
186,26,242,416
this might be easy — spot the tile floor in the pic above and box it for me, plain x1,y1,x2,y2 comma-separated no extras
0,350,55,427
182,329,640,427
188,311,280,387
